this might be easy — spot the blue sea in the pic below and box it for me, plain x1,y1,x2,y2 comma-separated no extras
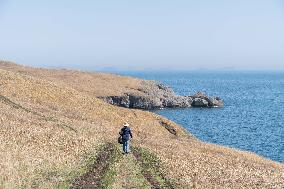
118,71,284,163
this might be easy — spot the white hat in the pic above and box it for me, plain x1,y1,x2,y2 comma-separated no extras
123,122,129,127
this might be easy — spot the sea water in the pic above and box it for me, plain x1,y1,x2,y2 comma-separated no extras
117,71,284,163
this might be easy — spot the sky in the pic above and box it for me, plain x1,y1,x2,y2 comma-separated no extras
0,0,284,71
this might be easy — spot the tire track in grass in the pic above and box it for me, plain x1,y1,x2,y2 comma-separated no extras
70,143,117,189
70,143,176,189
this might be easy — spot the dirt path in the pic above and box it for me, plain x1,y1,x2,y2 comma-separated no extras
70,143,116,189
70,143,175,189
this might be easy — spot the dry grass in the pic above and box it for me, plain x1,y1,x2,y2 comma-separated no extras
0,61,283,188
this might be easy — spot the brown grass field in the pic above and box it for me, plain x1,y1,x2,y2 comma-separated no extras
0,61,283,188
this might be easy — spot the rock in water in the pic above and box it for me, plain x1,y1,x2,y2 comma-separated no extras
192,98,209,107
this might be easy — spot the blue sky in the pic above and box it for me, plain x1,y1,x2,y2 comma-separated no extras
0,0,284,71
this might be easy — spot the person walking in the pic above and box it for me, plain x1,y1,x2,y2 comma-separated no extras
119,122,133,154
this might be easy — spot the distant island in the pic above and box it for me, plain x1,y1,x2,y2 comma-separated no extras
0,61,283,189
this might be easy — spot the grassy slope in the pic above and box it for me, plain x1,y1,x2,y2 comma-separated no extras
0,61,283,188
0,61,147,97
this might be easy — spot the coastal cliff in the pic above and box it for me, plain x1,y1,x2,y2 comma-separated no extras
0,61,283,189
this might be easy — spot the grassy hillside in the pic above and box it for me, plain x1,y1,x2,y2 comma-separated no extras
0,61,283,188
0,61,147,97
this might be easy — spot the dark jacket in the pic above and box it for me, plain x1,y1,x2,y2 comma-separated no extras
120,126,133,142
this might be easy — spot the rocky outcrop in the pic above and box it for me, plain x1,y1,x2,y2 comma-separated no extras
190,92,224,108
191,98,209,107
99,82,223,110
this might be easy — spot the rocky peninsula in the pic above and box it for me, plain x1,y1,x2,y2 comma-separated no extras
99,81,224,109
